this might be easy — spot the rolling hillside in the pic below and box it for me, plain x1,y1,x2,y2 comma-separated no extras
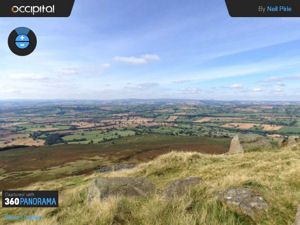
1,141,299,225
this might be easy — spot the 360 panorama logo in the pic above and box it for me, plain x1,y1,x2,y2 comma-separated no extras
11,5,55,16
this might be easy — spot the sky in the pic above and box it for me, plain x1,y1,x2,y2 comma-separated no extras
0,0,300,100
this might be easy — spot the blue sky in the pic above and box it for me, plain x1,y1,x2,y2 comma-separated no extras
0,0,300,100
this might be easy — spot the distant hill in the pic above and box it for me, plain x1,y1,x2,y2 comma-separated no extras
1,99,300,109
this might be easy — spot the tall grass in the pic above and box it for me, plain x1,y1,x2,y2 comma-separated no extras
1,145,299,225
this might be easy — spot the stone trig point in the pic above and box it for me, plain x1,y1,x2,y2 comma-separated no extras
228,135,244,154
295,205,300,225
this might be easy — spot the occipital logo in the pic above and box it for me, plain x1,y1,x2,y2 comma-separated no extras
11,5,55,16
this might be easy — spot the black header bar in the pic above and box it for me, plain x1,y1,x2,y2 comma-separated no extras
0,0,75,17
225,0,300,17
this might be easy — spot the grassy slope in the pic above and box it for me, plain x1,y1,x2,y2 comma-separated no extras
1,145,300,225
0,135,229,190
0,135,229,173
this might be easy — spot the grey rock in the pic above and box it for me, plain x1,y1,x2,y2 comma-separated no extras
228,134,272,154
114,164,136,171
278,138,287,148
288,136,299,147
240,134,272,151
238,134,262,143
218,187,268,222
295,205,300,225
278,136,299,149
96,166,114,173
87,177,155,202
164,177,203,199
95,164,136,173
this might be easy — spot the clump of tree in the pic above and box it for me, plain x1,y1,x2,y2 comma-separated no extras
69,138,87,142
30,131,44,140
45,133,64,145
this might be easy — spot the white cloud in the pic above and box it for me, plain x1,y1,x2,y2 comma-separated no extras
8,74,47,80
180,88,202,94
274,88,284,92
276,82,285,87
252,88,263,92
101,63,111,68
114,54,160,65
56,63,111,75
0,89,20,94
230,84,243,89
114,56,147,65
141,54,161,61
171,57,300,83
125,82,159,89
262,77,281,83
287,75,300,80
262,75,300,83
57,68,80,75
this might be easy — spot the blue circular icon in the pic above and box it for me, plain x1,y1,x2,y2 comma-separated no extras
8,27,37,56
15,35,30,49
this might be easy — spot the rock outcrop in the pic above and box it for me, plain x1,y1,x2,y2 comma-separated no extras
287,136,299,148
228,134,272,154
164,177,203,199
95,164,136,173
218,187,268,222
278,138,286,148
87,177,155,203
295,205,300,225
278,136,299,149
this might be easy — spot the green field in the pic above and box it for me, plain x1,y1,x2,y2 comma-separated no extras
63,130,136,144
279,127,300,134
1,102,299,150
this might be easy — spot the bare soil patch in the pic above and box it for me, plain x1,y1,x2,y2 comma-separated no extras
0,122,29,128
221,123,257,129
71,122,97,129
221,123,282,131
194,117,243,123
262,125,282,131
194,117,213,123
0,133,45,148
167,116,178,122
